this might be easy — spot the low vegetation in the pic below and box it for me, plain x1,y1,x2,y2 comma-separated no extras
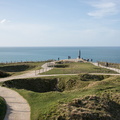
1,61,120,120
0,97,6,120
0,61,45,76
55,94,120,120
2,74,120,120
41,62,117,75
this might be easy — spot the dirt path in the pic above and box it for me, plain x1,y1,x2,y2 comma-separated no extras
0,86,30,120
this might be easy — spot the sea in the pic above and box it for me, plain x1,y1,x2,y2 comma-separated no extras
0,47,120,63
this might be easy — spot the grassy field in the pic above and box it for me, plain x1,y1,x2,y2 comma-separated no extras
0,97,6,120
0,61,46,76
2,75,120,120
41,62,117,75
1,61,120,119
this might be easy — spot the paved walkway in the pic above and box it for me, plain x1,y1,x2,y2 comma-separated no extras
0,86,30,120
0,61,120,120
0,62,54,82
92,62,120,74
0,62,120,83
0,62,54,120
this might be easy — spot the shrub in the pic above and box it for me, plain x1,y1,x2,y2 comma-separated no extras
0,97,6,120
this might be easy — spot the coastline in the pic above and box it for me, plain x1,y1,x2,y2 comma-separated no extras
0,47,120,63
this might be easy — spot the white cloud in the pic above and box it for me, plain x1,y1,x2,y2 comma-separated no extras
0,19,6,24
0,19,10,24
88,1,118,18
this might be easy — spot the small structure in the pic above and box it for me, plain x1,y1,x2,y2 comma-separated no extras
78,50,81,59
105,62,108,67
68,56,71,59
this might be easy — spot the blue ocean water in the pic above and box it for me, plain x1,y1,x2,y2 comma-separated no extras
0,47,120,63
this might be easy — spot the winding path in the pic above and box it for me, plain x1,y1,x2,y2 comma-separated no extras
0,86,30,120
0,62,54,120
0,61,120,120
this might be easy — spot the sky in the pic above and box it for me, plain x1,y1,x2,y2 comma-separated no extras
0,0,120,47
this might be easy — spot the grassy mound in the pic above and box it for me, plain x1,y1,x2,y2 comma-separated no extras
55,95,120,120
57,74,108,91
2,75,120,120
2,74,107,92
0,97,6,120
0,70,10,78
41,62,117,75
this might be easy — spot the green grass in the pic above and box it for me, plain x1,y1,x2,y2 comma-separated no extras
0,61,119,119
15,88,91,120
41,62,117,75
6,75,120,120
0,97,6,120
0,61,46,76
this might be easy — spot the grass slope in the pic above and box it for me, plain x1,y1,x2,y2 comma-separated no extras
0,97,6,120
41,62,117,75
3,75,120,120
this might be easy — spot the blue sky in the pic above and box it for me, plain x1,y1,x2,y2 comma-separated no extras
0,0,120,46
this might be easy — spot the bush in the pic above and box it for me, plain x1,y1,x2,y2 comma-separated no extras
0,97,6,120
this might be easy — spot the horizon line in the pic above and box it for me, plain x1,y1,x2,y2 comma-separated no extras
0,46,120,47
